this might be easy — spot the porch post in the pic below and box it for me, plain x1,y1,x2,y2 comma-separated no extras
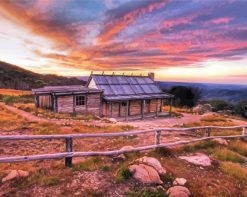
72,95,76,116
169,98,173,115
160,99,163,112
110,101,113,118
155,98,158,117
141,100,145,119
52,94,57,113
125,101,129,121
85,94,88,114
35,94,39,108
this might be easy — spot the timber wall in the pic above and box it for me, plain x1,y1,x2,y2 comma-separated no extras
57,93,101,115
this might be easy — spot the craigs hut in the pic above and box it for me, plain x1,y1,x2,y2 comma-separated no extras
32,72,174,121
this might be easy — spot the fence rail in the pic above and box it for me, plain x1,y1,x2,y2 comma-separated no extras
0,126,247,167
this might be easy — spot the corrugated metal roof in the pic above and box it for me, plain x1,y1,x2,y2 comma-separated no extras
32,85,102,95
90,75,173,101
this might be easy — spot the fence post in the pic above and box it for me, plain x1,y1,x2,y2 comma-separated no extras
205,128,211,137
155,130,161,149
243,127,247,141
65,137,73,167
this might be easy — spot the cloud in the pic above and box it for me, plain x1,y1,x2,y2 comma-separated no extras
0,0,247,79
97,0,167,43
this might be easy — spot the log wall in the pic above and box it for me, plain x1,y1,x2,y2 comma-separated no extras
57,93,101,115
129,100,142,115
39,95,52,109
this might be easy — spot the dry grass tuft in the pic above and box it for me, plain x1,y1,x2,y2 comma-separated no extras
229,140,247,157
213,148,246,163
0,106,29,132
221,162,247,181
0,89,31,96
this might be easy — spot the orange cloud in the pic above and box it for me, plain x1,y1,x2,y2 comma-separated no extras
97,0,167,43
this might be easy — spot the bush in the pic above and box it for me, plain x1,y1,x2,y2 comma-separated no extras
209,100,234,112
235,100,247,118
3,95,18,105
115,165,132,182
168,86,202,108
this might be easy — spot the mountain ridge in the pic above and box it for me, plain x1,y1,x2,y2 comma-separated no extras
0,61,84,90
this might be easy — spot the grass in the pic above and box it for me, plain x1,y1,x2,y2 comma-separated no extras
182,140,217,153
200,115,230,122
0,106,29,132
115,165,132,183
0,89,31,96
213,148,246,163
72,157,105,171
10,168,63,188
125,188,167,197
221,162,247,181
229,140,247,157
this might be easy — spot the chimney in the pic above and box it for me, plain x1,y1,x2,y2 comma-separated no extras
148,72,155,80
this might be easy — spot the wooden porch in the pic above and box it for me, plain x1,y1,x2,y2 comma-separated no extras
103,97,174,121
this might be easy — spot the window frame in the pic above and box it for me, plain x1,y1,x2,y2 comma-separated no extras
75,95,85,106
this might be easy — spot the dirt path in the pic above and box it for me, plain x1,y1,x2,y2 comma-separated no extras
118,113,247,129
0,102,49,123
1,102,247,129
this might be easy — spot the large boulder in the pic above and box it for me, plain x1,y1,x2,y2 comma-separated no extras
129,164,163,184
136,156,166,175
2,170,29,182
179,153,212,167
167,186,191,197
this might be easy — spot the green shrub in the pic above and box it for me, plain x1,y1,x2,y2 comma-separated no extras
115,165,132,182
209,100,234,112
3,95,18,105
235,100,247,118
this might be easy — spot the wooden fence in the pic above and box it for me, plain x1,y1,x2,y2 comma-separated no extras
0,126,247,167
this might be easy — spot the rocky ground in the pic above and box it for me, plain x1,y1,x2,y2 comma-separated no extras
0,104,247,196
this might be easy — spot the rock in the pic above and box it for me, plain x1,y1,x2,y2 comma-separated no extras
167,186,191,197
129,164,163,184
173,178,187,186
212,138,228,146
2,170,29,182
136,156,166,175
179,153,212,167
109,118,117,123
193,104,212,115
113,146,134,162
120,146,134,151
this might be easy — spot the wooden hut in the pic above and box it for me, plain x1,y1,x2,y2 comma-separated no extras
32,85,102,116
87,73,174,120
32,73,174,120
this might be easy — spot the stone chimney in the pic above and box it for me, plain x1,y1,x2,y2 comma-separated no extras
148,72,155,80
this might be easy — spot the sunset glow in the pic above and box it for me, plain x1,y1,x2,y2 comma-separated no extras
0,0,247,84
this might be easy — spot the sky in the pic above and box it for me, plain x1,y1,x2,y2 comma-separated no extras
0,0,247,84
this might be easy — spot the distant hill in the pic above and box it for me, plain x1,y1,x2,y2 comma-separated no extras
159,81,247,103
0,61,85,90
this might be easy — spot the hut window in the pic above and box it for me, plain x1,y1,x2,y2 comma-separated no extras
76,95,85,106
121,102,127,106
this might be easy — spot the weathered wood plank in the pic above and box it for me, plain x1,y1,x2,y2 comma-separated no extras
0,126,246,140
0,134,246,163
